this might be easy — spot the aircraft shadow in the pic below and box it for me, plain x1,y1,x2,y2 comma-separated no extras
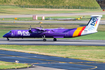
7,39,83,42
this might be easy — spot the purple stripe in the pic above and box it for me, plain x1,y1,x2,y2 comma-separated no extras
69,28,77,37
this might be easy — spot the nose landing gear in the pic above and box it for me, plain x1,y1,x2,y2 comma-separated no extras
7,38,9,41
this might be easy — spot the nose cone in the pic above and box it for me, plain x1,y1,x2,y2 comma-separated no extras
3,33,9,37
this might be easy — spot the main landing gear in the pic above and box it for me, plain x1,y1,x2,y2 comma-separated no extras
43,35,46,41
42,35,57,41
53,38,57,41
43,39,46,41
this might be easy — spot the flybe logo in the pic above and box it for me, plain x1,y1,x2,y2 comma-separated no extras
90,17,98,26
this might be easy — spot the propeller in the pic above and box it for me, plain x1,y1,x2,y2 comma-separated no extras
29,25,31,30
39,22,43,28
29,25,32,33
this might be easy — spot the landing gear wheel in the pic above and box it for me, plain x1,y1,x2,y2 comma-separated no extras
43,35,46,41
43,39,46,41
53,38,57,41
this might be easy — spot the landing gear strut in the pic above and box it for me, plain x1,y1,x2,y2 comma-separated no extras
7,38,9,41
53,38,57,41
43,35,46,41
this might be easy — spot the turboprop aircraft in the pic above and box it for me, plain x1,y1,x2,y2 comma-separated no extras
3,15,102,41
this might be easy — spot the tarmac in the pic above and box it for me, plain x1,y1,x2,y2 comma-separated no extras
0,50,105,70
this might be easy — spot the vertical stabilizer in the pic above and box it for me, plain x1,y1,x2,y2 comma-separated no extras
81,15,102,35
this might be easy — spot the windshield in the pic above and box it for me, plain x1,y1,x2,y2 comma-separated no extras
8,31,12,33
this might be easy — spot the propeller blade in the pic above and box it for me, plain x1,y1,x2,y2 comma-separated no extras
30,25,31,30
29,25,32,33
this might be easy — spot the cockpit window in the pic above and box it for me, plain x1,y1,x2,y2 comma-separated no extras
8,31,12,33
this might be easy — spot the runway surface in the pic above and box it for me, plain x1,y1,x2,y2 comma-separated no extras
0,38,105,46
0,50,105,70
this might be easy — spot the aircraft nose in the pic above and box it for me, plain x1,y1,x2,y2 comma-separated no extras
3,33,9,37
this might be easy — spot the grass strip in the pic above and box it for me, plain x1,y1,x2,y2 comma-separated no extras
0,6,102,15
0,0,100,8
0,45,105,62
0,15,105,21
0,61,31,69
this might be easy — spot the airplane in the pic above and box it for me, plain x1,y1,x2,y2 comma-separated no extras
3,15,102,41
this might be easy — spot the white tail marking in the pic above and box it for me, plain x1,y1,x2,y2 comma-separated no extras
81,15,102,35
